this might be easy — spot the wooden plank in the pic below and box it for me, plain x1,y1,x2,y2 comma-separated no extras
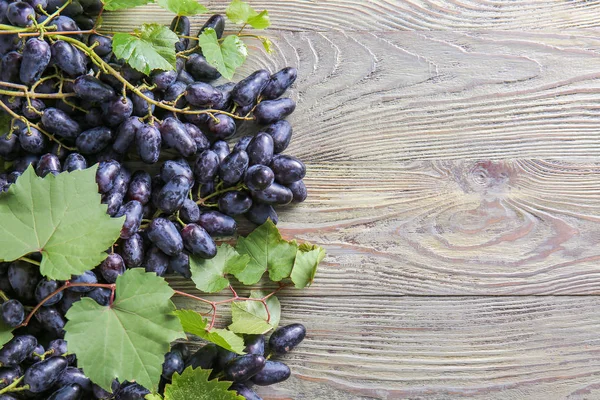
174,295,600,400
101,1,600,32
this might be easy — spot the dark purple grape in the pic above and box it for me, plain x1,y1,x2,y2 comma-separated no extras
0,367,21,390
113,117,142,154
269,323,306,354
92,380,119,399
41,108,81,139
121,233,145,268
102,191,123,217
213,82,235,110
287,180,307,202
112,167,132,199
135,124,161,164
263,120,292,154
171,342,190,361
184,123,210,152
86,287,111,306
219,150,249,185
115,200,143,239
8,262,41,303
55,367,92,393
252,182,293,205
62,153,87,172
7,171,20,184
159,117,197,157
185,53,220,82
181,224,216,258
80,0,103,14
84,107,103,127
184,108,211,125
115,382,150,400
101,96,133,127
199,180,215,198
193,149,219,183
198,211,237,236
18,127,47,154
99,253,125,283
251,360,291,385
177,69,194,85
271,154,306,184
218,191,252,216
1,299,24,328
132,90,155,117
96,160,120,193
156,175,191,214
261,67,298,100
48,16,81,39
231,70,270,107
179,198,200,223
170,15,190,52
76,126,113,154
22,98,45,120
68,271,98,293
207,114,236,140
35,279,63,306
143,246,169,276
169,253,190,279
25,0,48,11
185,82,222,107
24,356,68,393
198,14,225,38
0,33,18,55
186,344,217,370
51,40,87,77
0,335,37,366
244,165,274,192
1,96,21,113
36,153,61,177
244,334,265,356
121,65,144,84
0,52,21,83
224,354,266,382
6,2,34,27
48,383,83,400
151,70,177,91
58,291,82,315
164,80,187,105
34,306,65,337
62,0,83,17
147,218,184,256
233,135,253,153
247,133,274,166
0,133,19,158
88,34,112,56
27,345,45,364
20,38,51,85
230,383,262,400
162,350,184,380
254,98,296,125
211,140,230,163
127,171,152,205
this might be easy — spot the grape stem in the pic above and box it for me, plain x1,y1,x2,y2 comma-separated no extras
0,376,28,395
196,182,247,205
18,256,40,266
0,290,9,302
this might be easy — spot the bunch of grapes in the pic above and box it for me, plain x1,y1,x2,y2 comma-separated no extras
0,1,308,399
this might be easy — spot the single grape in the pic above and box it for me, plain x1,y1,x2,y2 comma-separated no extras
244,165,274,192
61,153,86,172
26,343,44,363
151,70,178,91
121,65,144,84
57,291,82,315
224,354,266,382
169,252,191,279
207,114,236,140
115,200,143,239
218,191,253,216
6,2,34,27
36,153,61,177
162,350,185,380
8,262,41,303
271,154,306,184
254,98,296,125
159,117,197,157
80,0,103,14
156,175,192,214
0,52,22,83
231,70,270,107
215,347,237,370
51,40,87,77
48,16,82,39
179,198,201,223
219,150,249,185
211,140,230,163
47,383,83,400
193,149,220,183
88,33,112,56
13,154,39,173
147,218,184,256
120,233,145,268
96,160,121,193
263,120,292,154
182,124,209,153
131,90,155,117
170,15,190,52
113,116,142,154
47,339,67,358
251,360,291,386
41,108,81,139
213,82,236,110
114,382,150,400
1,300,24,328
22,98,45,120
163,81,187,108
24,356,68,393
186,53,220,82
55,367,92,393
102,190,124,217
7,171,20,184
186,344,218,370
244,334,265,356
87,287,111,306
34,279,63,306
251,182,293,205
199,180,215,198
0,367,22,390
101,96,133,127
61,0,83,17
185,82,222,107
177,69,194,85
135,124,161,164
143,246,170,277
197,211,237,236
261,67,298,100
198,14,225,38
20,38,51,85
127,170,152,205
92,380,120,399
34,306,65,337
0,335,37,366
233,135,253,152
181,224,217,258
99,253,126,284
269,323,306,354
0,133,19,158
76,126,114,154
18,126,47,154
230,383,263,400
247,132,274,166
68,271,98,293
287,180,307,202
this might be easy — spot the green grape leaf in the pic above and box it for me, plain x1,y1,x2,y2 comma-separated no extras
198,29,247,80
228,290,280,335
157,0,208,16
113,24,179,75
233,220,298,284
64,269,185,392
0,165,124,281
164,367,243,400
291,243,326,288
175,309,245,354
103,0,153,11
0,320,13,348
259,36,274,54
226,0,270,29
146,395,163,400
190,244,250,293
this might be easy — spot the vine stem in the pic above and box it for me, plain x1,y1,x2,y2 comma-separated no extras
196,182,246,205
0,290,9,302
0,376,28,395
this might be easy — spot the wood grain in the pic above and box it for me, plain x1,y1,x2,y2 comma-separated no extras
174,295,600,400
102,1,600,32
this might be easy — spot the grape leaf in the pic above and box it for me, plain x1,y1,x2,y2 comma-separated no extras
0,320,13,347
233,219,298,284
113,24,178,75
146,395,163,400
64,269,185,392
164,367,243,400
226,0,270,29
259,36,274,54
190,244,249,293
228,290,280,335
198,28,247,80
0,165,124,281
291,243,326,288
175,309,245,354
157,0,208,16
103,0,153,11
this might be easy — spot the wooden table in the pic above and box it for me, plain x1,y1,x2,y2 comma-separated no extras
108,2,600,399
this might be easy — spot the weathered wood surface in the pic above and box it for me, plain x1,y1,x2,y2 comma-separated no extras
108,2,600,399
